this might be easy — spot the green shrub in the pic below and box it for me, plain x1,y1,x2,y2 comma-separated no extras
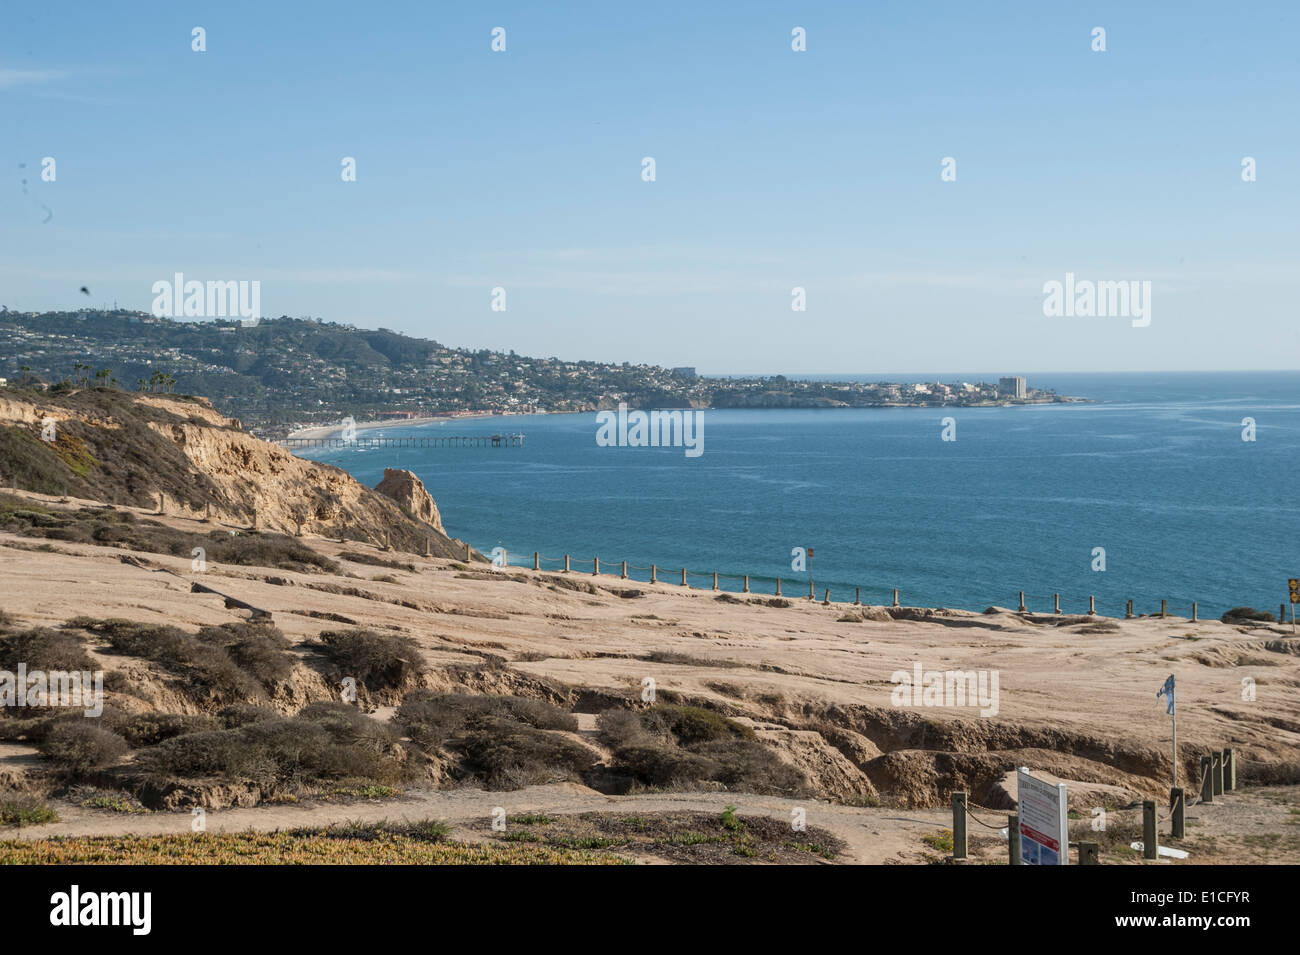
216,703,280,729
0,627,97,673
118,712,219,747
609,745,717,788
135,712,410,790
317,629,424,691
39,722,129,773
0,794,59,827
456,715,597,790
68,618,264,704
1221,607,1276,623
395,692,575,750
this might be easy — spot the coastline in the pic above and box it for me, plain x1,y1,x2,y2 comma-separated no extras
284,397,1087,441
286,411,508,441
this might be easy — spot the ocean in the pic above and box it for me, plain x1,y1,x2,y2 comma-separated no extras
296,372,1300,619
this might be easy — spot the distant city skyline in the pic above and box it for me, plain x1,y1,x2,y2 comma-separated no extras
3,2,1297,374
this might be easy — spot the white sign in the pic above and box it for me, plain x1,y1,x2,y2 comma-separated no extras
1017,767,1068,865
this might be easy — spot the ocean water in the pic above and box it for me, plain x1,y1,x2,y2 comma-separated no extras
298,372,1300,619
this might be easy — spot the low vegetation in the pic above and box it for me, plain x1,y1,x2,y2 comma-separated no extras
0,825,628,864
597,704,805,795
0,497,339,573
316,628,426,692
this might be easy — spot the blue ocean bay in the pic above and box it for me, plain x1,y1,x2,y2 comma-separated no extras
299,372,1300,619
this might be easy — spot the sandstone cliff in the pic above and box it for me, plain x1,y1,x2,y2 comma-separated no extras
374,468,444,533
0,387,470,557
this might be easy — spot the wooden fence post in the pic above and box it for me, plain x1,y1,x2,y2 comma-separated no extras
621,561,627,579
892,588,899,607
952,792,967,861
533,552,540,570
712,572,718,590
807,580,814,600
1212,751,1224,796
775,577,781,596
1224,748,1235,790
1018,591,1026,613
563,554,570,572
1054,593,1060,615
1170,787,1185,839
1008,813,1020,865
593,557,600,576
1200,756,1214,803
1078,842,1099,865
854,587,860,606
681,568,687,587
1191,602,1198,622
1088,595,1096,615
1126,599,1134,619
1143,800,1157,860
650,564,657,583
743,575,749,593
1161,599,1167,618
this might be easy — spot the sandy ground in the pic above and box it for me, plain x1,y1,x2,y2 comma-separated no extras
1,492,1298,862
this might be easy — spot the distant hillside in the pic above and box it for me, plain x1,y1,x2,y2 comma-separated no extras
0,386,469,556
0,310,702,435
0,309,1069,437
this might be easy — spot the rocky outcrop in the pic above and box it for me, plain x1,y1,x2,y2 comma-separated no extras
0,388,469,557
374,468,443,533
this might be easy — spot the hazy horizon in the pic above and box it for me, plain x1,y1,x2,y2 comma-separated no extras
4,2,1297,374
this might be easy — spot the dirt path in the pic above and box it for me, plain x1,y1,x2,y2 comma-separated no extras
10,783,955,864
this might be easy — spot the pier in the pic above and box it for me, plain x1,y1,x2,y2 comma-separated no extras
282,433,524,450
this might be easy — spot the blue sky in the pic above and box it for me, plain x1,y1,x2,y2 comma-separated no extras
2,1,1297,374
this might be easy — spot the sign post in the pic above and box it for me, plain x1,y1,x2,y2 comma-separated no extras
1016,768,1069,866
1158,674,1177,791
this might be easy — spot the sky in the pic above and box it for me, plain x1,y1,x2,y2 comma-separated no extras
1,1,1297,375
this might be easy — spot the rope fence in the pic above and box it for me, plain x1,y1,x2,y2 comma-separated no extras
952,750,1235,864
474,548,1212,619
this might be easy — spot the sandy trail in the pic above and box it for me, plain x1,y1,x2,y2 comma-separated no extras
9,783,958,865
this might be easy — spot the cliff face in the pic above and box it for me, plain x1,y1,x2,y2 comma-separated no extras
0,388,468,557
373,468,444,533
